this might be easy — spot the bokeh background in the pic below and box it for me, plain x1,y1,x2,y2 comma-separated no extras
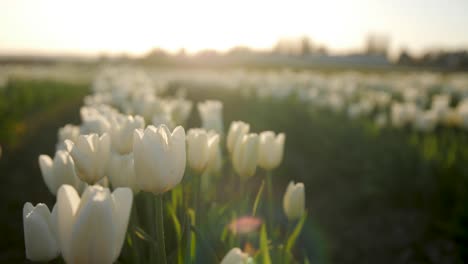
1,0,468,263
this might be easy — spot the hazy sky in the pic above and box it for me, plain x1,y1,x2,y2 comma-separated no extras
1,0,467,56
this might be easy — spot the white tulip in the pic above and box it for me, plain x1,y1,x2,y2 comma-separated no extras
186,128,210,173
232,133,259,180
283,181,305,220
197,100,224,134
65,133,111,185
258,131,285,170
80,114,111,135
206,130,222,174
56,124,80,150
39,150,84,195
152,111,175,130
109,115,145,154
413,110,437,132
23,203,60,262
220,248,249,264
108,152,139,194
227,121,250,153
166,98,193,126
56,185,133,264
133,125,186,194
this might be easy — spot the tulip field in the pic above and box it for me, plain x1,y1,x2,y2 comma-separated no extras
2,66,468,263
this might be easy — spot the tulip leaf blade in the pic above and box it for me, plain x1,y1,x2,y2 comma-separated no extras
260,224,272,264
252,180,265,217
190,225,220,263
285,213,307,253
134,226,156,244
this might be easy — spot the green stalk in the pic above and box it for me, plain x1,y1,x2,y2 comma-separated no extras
266,170,274,229
155,194,167,264
130,203,141,264
146,192,156,263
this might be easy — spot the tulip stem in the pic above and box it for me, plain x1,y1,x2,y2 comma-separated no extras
146,193,156,263
155,194,167,264
266,170,274,229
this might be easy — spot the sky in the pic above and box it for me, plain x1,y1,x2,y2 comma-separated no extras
1,0,468,57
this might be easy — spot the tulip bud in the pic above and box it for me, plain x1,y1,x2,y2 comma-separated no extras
133,125,186,194
232,133,259,180
220,248,249,264
80,113,111,135
23,203,60,262
108,152,139,194
56,124,80,150
283,181,305,220
197,100,224,134
186,129,210,173
257,131,285,170
109,115,145,154
206,130,222,174
57,185,133,264
227,121,250,153
39,150,84,195
65,133,111,185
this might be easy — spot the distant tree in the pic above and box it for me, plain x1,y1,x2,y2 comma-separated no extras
365,33,390,56
300,36,313,56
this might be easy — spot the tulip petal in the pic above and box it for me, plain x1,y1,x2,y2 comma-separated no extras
39,155,55,194
57,185,81,263
111,188,133,261
69,190,116,264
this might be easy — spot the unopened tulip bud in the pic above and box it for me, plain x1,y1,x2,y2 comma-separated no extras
57,185,133,264
65,133,110,185
283,181,305,220
133,125,186,194
206,130,222,174
109,115,145,154
186,129,210,173
39,150,84,195
197,100,224,134
233,133,259,180
258,131,285,170
227,121,250,153
23,203,60,262
108,152,139,194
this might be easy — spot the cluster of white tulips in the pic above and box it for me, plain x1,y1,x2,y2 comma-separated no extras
83,67,468,133
24,68,306,264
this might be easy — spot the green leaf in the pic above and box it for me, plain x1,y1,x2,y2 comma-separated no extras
285,213,307,252
134,226,156,244
168,205,182,242
190,225,220,263
252,180,265,217
260,224,272,264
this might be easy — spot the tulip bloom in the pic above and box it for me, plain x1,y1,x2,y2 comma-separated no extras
257,131,285,170
283,181,305,220
56,185,133,264
65,133,111,185
186,128,220,173
133,125,186,194
108,152,139,194
232,133,259,179
197,100,224,134
23,203,60,262
206,130,222,174
56,124,80,150
109,115,145,154
220,248,249,264
227,121,250,153
39,150,84,195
